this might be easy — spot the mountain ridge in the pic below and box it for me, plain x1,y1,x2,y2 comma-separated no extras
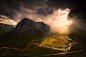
0,18,50,49
68,24,86,35
13,18,49,34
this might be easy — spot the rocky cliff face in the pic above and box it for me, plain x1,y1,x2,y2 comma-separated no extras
13,18,50,34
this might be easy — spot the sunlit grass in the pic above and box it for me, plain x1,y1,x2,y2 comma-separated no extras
41,34,69,48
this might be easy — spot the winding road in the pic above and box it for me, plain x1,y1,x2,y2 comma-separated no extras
0,35,85,56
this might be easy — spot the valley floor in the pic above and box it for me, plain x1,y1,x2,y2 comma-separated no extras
0,34,86,57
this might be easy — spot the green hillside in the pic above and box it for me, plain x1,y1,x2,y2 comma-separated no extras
0,24,14,35
0,31,46,49
0,32,69,56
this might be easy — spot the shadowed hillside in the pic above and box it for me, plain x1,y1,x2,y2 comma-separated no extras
68,24,86,35
0,18,50,49
0,23,14,35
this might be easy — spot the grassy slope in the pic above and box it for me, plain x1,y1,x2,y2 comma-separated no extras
76,35,86,42
36,35,86,57
0,32,69,56
0,31,46,49
41,33,69,48
2,31,84,57
0,25,14,35
44,51,86,57
68,34,86,50
0,44,62,56
0,32,69,49
63,34,86,57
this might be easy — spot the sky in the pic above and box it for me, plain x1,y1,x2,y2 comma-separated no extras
0,0,86,33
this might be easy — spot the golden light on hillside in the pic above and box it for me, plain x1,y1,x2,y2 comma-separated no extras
41,35,69,48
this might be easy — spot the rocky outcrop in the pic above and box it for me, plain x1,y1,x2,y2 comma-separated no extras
13,18,50,34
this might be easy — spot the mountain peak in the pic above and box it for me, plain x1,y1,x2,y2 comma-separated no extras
21,18,33,21
13,18,50,33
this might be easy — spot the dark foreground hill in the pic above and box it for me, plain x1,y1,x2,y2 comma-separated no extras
0,18,50,49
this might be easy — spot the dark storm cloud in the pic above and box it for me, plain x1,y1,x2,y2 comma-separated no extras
19,0,46,10
0,0,20,19
19,0,53,16
0,0,86,21
0,0,51,20
69,5,86,20
37,8,53,15
46,0,78,9
46,0,86,21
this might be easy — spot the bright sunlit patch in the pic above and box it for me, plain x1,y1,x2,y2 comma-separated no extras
46,8,72,34
67,21,73,25
41,35,69,48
